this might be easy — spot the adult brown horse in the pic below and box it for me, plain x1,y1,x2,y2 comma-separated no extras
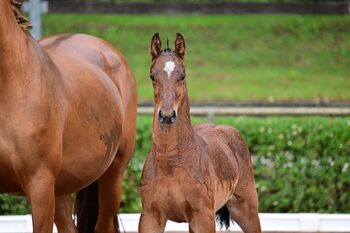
0,1,137,233
139,33,261,233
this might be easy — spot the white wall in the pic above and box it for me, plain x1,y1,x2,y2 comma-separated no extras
0,213,350,233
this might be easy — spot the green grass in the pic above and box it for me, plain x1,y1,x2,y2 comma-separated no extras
43,14,350,102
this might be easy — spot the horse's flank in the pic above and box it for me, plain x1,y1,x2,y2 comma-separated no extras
0,1,137,232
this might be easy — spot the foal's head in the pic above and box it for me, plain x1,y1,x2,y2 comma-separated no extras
149,33,187,126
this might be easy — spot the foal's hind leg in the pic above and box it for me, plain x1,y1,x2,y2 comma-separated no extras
188,208,216,233
189,226,195,233
55,194,77,233
138,211,167,233
226,184,261,233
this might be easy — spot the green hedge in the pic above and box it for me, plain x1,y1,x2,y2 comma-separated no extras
215,116,350,213
0,194,30,215
1,116,349,214
120,116,350,213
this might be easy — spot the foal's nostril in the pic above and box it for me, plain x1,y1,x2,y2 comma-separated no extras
159,110,164,123
170,111,176,123
158,110,176,125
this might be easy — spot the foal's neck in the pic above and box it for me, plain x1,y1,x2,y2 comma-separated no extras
152,94,195,157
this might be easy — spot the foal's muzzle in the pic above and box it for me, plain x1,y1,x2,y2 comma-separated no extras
159,110,176,125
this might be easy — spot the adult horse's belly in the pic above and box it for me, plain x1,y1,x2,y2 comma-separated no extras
49,56,124,194
56,104,123,194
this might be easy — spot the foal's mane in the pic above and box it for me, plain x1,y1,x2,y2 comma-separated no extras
10,0,32,31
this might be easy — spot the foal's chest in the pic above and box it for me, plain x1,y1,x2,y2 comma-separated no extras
140,175,211,223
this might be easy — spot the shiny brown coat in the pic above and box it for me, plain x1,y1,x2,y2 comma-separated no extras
0,1,137,233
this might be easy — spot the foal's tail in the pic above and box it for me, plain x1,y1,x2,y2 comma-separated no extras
76,181,99,233
216,205,232,230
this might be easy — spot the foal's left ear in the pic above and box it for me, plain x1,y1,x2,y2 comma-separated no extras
150,33,162,60
175,33,186,60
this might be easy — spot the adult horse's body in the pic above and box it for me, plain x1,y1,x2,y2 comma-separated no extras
138,33,261,233
0,1,137,233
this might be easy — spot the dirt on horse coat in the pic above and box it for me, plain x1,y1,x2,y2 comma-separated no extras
0,1,137,233
139,33,261,233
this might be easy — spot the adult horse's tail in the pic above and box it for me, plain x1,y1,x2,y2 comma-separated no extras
76,181,99,233
216,205,232,230
76,181,120,233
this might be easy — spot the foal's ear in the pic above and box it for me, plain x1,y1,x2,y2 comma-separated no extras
150,33,162,60
175,33,186,60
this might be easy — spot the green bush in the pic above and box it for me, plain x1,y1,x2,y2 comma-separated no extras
215,116,350,213
0,194,30,215
1,116,349,214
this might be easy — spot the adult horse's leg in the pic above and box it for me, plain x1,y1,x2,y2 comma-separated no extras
55,194,77,233
94,159,124,233
26,169,56,233
226,183,261,233
95,95,137,233
95,135,136,233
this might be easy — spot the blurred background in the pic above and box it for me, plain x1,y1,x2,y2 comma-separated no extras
1,0,349,218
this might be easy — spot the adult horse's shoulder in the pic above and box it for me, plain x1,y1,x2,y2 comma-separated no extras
40,34,75,50
40,33,124,65
40,33,108,49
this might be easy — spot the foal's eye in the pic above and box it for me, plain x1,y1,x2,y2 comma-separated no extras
180,73,186,81
150,74,155,81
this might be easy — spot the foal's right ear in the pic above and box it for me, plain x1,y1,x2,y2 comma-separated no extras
175,33,186,60
150,33,162,60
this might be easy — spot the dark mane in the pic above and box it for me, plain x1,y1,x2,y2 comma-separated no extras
10,0,32,31
160,49,181,59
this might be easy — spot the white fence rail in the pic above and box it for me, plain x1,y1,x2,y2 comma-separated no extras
1,213,350,233
137,106,350,117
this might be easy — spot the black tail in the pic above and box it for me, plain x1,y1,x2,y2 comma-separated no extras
76,181,99,233
75,181,120,233
216,205,232,230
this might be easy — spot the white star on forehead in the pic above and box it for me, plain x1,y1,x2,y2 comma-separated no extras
164,61,175,78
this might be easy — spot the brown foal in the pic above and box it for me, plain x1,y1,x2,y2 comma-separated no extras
0,1,137,233
138,33,261,233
